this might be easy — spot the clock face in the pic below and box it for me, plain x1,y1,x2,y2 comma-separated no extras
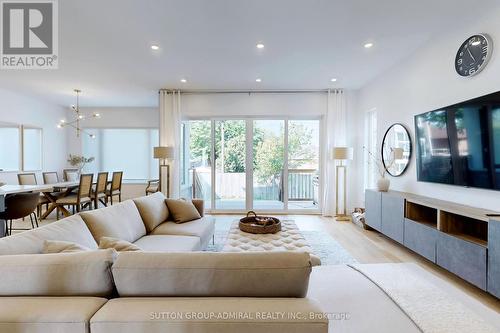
455,34,492,77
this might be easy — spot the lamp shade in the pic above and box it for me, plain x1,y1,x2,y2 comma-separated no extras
392,147,404,160
154,146,174,159
331,147,353,160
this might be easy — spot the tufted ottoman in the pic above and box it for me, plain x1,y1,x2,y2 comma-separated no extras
222,219,321,266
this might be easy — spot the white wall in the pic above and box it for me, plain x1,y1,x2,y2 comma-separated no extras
182,92,327,118
0,88,67,185
353,6,500,210
67,107,159,155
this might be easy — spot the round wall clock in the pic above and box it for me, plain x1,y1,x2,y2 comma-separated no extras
455,34,493,77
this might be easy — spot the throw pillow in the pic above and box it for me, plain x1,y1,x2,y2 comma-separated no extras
99,237,142,252
165,198,202,224
43,240,91,254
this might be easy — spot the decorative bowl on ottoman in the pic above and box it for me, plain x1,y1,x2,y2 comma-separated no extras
239,211,281,234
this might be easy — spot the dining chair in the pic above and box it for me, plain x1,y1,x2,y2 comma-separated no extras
42,172,59,184
55,174,93,219
17,173,48,217
92,172,109,209
0,192,40,236
17,173,37,185
63,169,79,182
106,171,123,205
145,179,159,196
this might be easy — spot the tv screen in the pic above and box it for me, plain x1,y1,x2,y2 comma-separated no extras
415,91,500,190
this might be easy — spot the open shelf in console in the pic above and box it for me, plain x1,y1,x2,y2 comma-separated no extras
405,201,438,229
439,210,488,247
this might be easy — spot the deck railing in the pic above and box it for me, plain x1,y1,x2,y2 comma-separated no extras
191,168,318,203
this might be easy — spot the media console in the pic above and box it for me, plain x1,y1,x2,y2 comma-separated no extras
365,189,500,298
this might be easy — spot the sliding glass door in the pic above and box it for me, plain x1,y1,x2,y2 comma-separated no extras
214,120,246,210
253,120,285,210
181,118,321,212
287,120,320,210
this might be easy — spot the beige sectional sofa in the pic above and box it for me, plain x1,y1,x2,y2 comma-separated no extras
1,192,499,333
0,192,215,255
0,250,327,333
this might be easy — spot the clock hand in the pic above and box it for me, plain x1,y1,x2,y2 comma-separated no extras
467,48,476,63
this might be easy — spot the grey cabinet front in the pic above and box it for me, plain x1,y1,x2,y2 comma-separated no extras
381,193,404,243
436,233,487,290
365,190,382,231
488,219,500,298
404,218,437,262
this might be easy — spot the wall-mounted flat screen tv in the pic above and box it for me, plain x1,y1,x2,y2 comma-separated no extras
415,91,500,190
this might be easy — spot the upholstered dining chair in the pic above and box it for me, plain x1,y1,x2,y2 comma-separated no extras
0,192,40,236
92,172,109,209
17,173,37,185
55,173,93,219
106,171,123,205
63,169,79,182
17,173,48,217
42,172,59,184
145,179,159,196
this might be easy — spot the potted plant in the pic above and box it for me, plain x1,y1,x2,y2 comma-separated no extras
67,154,95,174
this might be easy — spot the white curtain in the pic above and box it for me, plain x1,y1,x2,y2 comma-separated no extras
159,89,181,198
322,89,347,216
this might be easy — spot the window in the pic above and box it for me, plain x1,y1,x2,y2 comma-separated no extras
83,128,159,181
181,118,321,212
0,125,20,172
364,109,378,190
23,127,42,171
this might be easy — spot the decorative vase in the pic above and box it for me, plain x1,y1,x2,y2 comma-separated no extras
377,177,390,192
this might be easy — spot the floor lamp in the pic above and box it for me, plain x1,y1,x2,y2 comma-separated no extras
154,146,174,198
332,147,353,221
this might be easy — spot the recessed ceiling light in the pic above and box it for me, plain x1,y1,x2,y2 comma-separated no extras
255,78,262,82
180,78,187,83
364,42,374,49
256,42,265,49
151,45,160,50
330,78,337,82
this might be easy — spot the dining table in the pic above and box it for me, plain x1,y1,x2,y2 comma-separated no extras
0,181,80,222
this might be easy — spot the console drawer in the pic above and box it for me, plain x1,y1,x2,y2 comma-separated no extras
404,218,438,262
436,233,487,290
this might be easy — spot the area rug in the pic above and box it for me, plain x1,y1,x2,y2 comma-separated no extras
207,219,357,265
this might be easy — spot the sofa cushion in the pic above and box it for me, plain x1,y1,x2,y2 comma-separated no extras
99,237,142,252
112,251,311,297
80,200,146,243
165,199,201,223
90,298,328,333
132,192,169,232
0,249,116,297
132,235,201,252
0,297,108,333
0,215,98,255
43,240,91,253
151,216,215,249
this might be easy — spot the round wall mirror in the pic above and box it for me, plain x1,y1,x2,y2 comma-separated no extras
381,123,412,177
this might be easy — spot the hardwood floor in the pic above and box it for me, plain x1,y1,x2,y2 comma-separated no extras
9,211,500,312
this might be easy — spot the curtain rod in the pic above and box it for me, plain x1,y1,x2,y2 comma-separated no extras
158,89,343,94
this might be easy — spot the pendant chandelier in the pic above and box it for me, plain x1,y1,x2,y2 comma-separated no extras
57,89,100,138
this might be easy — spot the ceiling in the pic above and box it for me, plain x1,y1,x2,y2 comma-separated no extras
0,0,498,107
